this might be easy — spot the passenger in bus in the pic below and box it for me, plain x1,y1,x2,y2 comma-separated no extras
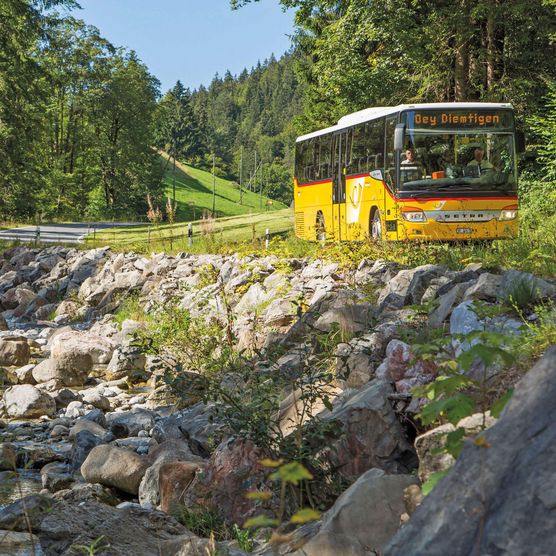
467,146,494,174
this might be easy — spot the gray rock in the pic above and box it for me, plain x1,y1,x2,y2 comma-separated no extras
151,402,225,457
32,352,92,387
292,469,417,556
139,440,201,508
497,269,556,303
40,462,73,492
106,345,147,382
335,332,385,388
69,430,102,473
37,499,187,555
107,408,155,439
385,346,556,556
69,419,106,440
377,265,445,307
0,337,30,366
463,272,501,301
13,363,36,384
3,385,56,418
449,300,483,336
0,494,53,532
428,282,471,328
321,380,416,480
81,445,150,495
80,389,111,411
313,303,375,335
0,443,17,471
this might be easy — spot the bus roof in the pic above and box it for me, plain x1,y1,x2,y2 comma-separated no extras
295,102,514,142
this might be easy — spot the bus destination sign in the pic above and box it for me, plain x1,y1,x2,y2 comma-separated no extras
405,110,513,131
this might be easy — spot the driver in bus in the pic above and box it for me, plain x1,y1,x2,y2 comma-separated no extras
401,147,424,178
401,147,418,165
467,146,494,174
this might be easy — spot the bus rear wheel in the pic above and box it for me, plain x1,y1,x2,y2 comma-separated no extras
316,212,326,242
370,209,382,240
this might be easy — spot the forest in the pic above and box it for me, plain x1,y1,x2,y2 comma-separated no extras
1,0,555,220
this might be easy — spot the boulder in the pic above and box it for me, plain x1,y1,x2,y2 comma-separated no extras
463,272,501,301
139,440,200,508
375,340,439,393
52,482,121,507
497,269,556,302
151,402,225,457
335,333,385,389
107,408,155,439
159,461,203,513
385,346,556,556
40,462,73,492
37,499,187,555
32,353,92,387
291,469,417,556
183,438,266,524
313,303,375,336
13,363,36,384
0,494,53,532
69,430,102,473
105,345,147,382
80,389,111,411
69,419,106,440
81,445,150,495
49,329,115,365
377,265,445,307
3,385,56,418
321,380,416,480
0,337,30,366
0,443,17,471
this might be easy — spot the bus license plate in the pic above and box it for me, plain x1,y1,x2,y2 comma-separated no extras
457,228,473,234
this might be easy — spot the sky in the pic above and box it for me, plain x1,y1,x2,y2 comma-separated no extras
75,0,295,93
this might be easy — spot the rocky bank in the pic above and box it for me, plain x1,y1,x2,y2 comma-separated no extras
0,245,553,555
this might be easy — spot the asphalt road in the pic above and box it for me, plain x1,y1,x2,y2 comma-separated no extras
0,222,133,244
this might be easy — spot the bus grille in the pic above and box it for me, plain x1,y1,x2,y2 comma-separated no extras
295,212,305,238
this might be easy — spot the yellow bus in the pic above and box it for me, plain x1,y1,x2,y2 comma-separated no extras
294,103,524,241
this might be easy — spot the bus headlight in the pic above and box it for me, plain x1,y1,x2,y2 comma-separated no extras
499,205,518,221
401,207,427,223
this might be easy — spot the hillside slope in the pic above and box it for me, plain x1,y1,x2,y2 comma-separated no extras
160,152,287,221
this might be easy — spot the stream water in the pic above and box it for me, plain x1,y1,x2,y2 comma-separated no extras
0,470,44,556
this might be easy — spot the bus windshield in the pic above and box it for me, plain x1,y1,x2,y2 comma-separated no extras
399,132,516,193
398,109,517,195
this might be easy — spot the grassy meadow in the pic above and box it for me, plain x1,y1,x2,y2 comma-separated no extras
159,152,287,221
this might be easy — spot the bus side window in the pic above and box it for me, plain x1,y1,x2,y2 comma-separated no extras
320,134,331,180
351,124,366,174
344,129,353,175
295,141,305,182
305,139,315,182
369,119,385,172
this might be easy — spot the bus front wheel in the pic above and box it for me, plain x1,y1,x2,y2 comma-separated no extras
370,209,382,240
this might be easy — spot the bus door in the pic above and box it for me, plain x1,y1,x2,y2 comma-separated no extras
384,116,399,240
332,131,348,240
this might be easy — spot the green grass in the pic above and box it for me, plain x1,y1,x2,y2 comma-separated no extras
86,208,294,251
160,152,286,220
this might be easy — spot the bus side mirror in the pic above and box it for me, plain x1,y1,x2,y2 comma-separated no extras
394,124,405,151
516,131,525,154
